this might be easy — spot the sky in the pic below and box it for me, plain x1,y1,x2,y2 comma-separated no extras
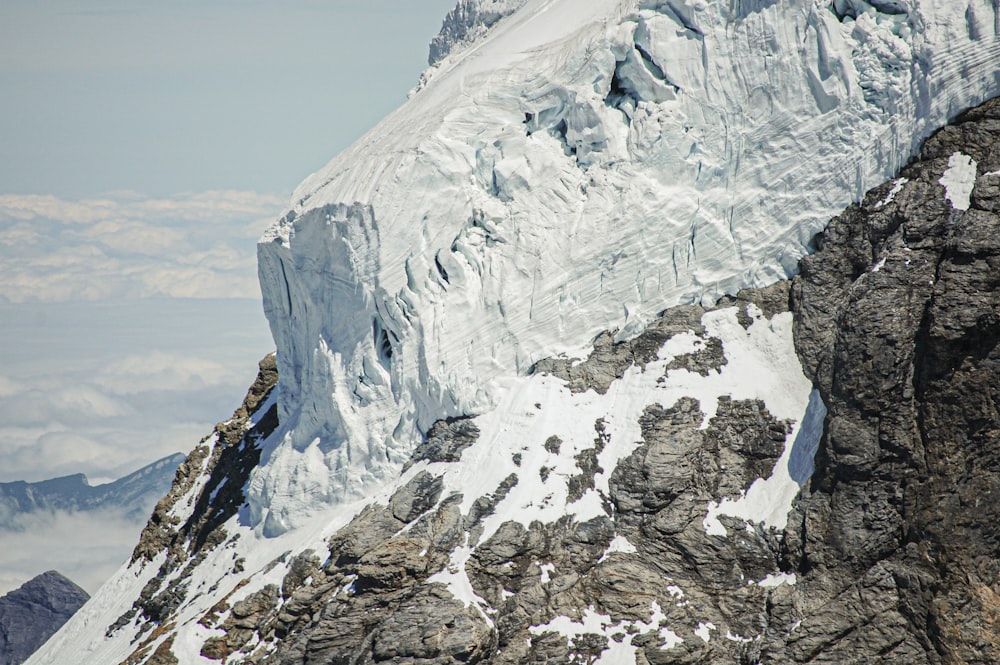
0,0,457,594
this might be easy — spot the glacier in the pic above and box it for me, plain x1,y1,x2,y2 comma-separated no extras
250,0,1000,535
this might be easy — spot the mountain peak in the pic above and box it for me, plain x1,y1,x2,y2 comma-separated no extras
24,1,1000,663
0,571,88,665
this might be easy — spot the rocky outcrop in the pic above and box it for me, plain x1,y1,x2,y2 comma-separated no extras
110,354,279,661
768,96,1000,664
0,571,88,665
179,283,799,665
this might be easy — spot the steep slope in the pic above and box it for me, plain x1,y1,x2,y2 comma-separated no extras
29,100,1000,663
253,0,1000,535
25,1,1000,664
0,571,88,665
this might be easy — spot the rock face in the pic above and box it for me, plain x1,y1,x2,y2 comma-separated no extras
107,354,280,662
771,96,1000,664
0,571,88,665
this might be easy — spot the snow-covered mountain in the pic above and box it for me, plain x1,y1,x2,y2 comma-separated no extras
251,0,999,535
27,1,1000,663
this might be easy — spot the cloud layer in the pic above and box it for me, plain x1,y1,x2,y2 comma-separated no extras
0,298,273,484
0,508,147,595
0,190,279,594
0,190,284,302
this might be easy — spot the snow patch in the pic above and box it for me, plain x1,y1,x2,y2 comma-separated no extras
529,601,682,659
426,541,494,624
598,534,637,562
756,572,797,588
875,177,908,208
694,621,716,643
939,152,977,211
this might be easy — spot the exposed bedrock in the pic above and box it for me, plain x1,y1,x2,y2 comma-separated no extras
776,96,1000,664
224,97,1000,665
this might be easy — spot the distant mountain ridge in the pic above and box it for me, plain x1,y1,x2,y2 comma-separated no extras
0,453,186,526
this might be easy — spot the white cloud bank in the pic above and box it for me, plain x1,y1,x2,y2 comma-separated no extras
0,508,149,595
0,298,273,484
0,190,284,302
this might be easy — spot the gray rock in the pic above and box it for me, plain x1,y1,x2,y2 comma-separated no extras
772,95,1000,664
0,571,89,665
408,418,481,466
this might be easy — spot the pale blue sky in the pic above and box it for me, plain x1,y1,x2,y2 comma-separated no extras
0,0,456,197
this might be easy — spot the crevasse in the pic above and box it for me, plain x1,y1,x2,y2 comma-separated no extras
249,0,1000,534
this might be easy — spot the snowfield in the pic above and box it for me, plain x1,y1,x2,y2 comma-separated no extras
252,0,1000,533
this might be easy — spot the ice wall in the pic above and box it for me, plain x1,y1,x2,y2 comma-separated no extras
250,0,1000,534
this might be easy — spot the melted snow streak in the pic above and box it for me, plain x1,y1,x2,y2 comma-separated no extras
249,0,1000,533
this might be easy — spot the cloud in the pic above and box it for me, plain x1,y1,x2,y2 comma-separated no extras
0,297,273,484
94,351,240,394
0,190,284,302
0,221,278,592
0,383,133,427
0,508,148,595
0,422,206,487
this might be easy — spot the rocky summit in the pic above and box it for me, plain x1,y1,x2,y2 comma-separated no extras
0,571,88,665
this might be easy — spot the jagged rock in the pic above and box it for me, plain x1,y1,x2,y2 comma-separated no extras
531,305,708,394
201,585,280,661
369,585,495,663
112,354,279,642
281,551,321,600
0,571,88,665
771,96,1000,663
663,335,727,376
389,472,444,523
408,418,481,466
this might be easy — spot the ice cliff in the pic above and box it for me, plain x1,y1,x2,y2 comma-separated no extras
251,0,1000,535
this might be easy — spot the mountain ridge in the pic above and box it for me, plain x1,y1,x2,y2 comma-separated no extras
0,453,186,527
